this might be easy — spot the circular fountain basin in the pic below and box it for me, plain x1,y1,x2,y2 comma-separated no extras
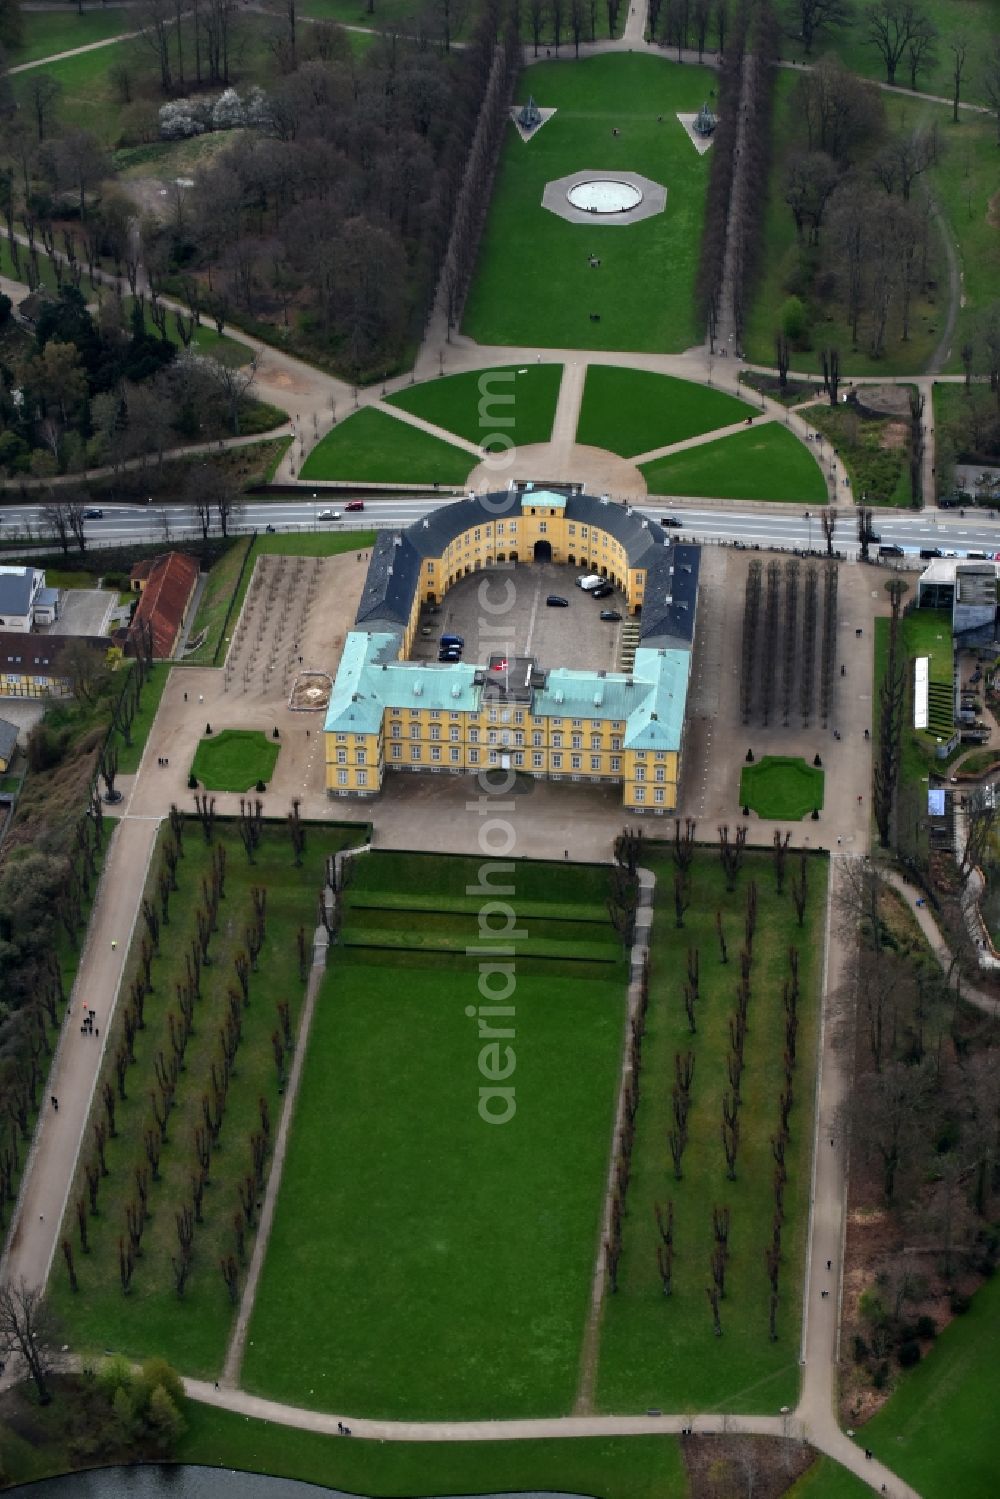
567,179,643,214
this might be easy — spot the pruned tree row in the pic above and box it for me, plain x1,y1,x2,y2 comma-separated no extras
739,558,838,728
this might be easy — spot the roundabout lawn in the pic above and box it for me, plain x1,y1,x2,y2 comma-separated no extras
463,55,715,353
190,728,279,792
740,756,825,820
300,407,474,485
576,367,754,457
640,422,828,503
386,363,563,447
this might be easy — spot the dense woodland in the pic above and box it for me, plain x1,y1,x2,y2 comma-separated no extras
774,57,944,361
0,0,522,384
837,858,1000,1415
139,0,522,376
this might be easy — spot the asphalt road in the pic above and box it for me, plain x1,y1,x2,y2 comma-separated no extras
4,497,1000,561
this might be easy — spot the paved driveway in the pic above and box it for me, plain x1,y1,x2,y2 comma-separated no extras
45,588,115,637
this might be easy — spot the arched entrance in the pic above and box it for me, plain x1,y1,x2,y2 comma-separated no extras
533,540,552,562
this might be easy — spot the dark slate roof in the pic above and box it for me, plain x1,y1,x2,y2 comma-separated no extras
0,631,107,674
0,569,36,617
563,493,666,565
354,531,423,629
353,490,695,643
640,545,701,648
411,490,671,565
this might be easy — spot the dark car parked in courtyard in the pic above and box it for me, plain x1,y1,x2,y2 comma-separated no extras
546,594,569,607
600,609,622,621
591,583,614,598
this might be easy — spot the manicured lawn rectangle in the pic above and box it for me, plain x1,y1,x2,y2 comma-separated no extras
50,820,364,1377
243,852,626,1418
300,406,474,485
463,55,715,354
856,1271,1000,1499
386,363,563,447
177,1401,688,1499
243,957,623,1417
595,848,827,1413
577,367,754,457
191,728,279,791
740,755,825,820
347,848,615,909
640,422,828,503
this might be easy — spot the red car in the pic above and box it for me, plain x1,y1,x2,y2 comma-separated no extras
345,500,365,512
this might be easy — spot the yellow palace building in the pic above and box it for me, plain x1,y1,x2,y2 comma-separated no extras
324,484,700,814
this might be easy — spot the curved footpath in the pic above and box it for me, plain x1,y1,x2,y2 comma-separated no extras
883,868,1000,1018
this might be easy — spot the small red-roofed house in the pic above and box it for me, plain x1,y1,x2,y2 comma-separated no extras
127,552,199,660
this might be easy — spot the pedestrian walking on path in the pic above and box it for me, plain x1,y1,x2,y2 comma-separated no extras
111,940,117,950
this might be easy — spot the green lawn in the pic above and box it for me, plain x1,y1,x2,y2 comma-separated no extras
386,363,563,448
177,1401,688,1499
595,848,827,1413
463,55,715,353
807,403,913,508
50,820,365,1377
873,607,953,796
785,1456,876,1499
930,116,1000,373
740,756,826,820
853,1272,1000,1499
640,422,828,503
300,407,474,485
828,0,998,106
190,728,279,791
182,537,253,667
0,233,59,292
12,7,136,67
243,851,626,1418
122,296,253,369
113,661,171,775
576,367,755,457
10,13,276,146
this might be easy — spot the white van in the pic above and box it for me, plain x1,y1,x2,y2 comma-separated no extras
577,575,603,591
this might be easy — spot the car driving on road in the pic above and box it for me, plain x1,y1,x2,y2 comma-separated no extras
317,508,342,521
83,508,104,519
